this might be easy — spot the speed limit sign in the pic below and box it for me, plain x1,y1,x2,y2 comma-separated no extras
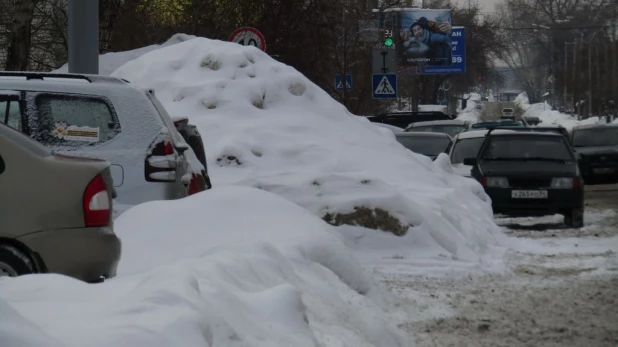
229,27,266,52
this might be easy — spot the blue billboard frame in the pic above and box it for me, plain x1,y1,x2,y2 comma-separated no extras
421,26,466,74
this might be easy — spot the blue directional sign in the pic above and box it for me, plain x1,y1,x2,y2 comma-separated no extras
335,74,353,91
423,26,466,75
372,73,397,99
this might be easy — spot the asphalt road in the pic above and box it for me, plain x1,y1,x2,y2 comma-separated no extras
390,183,618,347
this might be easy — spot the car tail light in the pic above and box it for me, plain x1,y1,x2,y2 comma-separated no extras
481,176,487,186
187,173,203,195
83,174,111,227
145,136,177,182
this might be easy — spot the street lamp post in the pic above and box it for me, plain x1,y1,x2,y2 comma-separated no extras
68,0,99,74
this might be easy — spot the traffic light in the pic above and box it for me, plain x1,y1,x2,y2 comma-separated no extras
384,30,393,47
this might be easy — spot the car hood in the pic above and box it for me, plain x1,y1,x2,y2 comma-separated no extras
574,146,618,156
479,160,577,176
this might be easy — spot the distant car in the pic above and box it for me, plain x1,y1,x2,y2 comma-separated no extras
570,123,618,184
469,120,525,130
366,111,454,128
0,123,121,282
465,129,584,227
395,132,452,160
404,119,471,137
0,72,211,213
501,108,515,119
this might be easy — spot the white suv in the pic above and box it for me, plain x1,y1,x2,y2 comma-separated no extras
0,72,211,215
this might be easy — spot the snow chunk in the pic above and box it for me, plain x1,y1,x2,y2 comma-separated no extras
111,36,505,261
515,92,602,130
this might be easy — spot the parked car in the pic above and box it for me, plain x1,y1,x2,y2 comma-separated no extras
0,123,121,282
372,122,405,134
465,129,584,227
501,107,515,119
404,119,471,137
469,120,525,130
570,123,618,184
0,72,211,211
446,129,496,177
395,132,452,160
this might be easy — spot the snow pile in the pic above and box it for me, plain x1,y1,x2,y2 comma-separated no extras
53,34,196,75
0,187,409,347
514,92,601,130
111,37,505,261
456,93,482,122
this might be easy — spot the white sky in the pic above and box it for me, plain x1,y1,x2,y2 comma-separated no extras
454,0,501,13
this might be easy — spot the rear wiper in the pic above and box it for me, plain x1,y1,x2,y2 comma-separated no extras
521,157,571,163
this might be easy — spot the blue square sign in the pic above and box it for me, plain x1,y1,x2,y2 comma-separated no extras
372,73,397,99
335,74,353,91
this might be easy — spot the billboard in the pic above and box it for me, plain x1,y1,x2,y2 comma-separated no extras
395,9,453,72
423,26,466,75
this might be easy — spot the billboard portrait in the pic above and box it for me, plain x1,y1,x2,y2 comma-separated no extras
395,9,453,70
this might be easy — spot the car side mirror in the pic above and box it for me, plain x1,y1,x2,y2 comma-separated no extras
463,158,477,166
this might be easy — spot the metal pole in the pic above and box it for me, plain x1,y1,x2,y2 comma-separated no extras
572,39,577,115
588,41,592,118
68,0,99,74
564,42,568,109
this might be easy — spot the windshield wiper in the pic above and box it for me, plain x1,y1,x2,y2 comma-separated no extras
482,157,571,163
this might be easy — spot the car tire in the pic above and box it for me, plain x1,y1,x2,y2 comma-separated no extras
564,207,584,228
0,244,36,277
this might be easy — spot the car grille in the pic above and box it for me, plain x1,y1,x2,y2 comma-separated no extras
508,177,552,188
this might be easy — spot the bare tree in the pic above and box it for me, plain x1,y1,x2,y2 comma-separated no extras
5,0,36,70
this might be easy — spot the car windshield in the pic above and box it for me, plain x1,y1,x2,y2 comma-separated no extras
396,135,451,156
411,124,466,137
481,136,574,161
450,137,485,164
571,127,618,147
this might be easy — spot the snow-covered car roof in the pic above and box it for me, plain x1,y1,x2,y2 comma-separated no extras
454,129,515,140
372,123,404,133
572,123,618,130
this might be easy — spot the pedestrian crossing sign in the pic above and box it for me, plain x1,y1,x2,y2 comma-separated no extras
372,73,397,99
335,74,353,91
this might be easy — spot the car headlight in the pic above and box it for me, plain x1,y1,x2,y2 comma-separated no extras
551,177,574,189
484,176,509,188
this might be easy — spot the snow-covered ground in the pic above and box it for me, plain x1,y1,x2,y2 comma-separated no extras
1,36,509,346
514,92,603,130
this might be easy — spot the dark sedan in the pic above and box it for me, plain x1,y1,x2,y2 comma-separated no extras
466,130,584,227
570,124,618,184
395,132,452,160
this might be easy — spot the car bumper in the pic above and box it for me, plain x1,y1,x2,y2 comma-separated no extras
580,163,618,181
485,187,583,216
17,226,121,282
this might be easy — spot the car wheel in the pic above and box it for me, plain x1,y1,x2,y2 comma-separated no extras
0,244,36,277
564,207,584,228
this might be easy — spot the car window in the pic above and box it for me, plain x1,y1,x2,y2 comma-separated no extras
0,99,22,131
450,137,485,164
481,136,574,161
31,94,120,147
396,136,451,156
572,128,618,147
0,123,51,157
412,125,466,137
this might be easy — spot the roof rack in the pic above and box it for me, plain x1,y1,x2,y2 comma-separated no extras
0,71,127,85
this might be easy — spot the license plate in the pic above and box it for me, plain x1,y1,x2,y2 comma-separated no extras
593,168,615,174
511,190,548,199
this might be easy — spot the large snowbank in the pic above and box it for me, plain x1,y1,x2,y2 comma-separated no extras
456,93,482,122
0,187,409,347
53,34,196,75
111,37,505,260
514,92,601,130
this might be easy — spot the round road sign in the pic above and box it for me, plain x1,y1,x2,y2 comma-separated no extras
229,27,266,52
